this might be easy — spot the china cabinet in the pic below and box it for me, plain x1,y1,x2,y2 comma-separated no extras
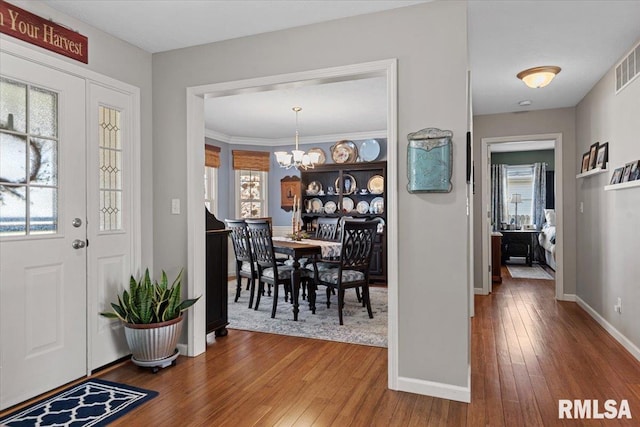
299,161,387,283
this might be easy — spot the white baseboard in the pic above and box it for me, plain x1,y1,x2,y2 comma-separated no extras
474,288,487,295
560,293,576,302
177,343,188,356
397,374,470,403
576,296,640,362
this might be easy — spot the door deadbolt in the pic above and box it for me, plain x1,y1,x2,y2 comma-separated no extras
72,218,83,228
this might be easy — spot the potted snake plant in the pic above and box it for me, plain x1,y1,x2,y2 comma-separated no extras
100,268,200,370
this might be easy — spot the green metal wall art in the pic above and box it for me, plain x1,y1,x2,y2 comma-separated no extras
407,128,453,193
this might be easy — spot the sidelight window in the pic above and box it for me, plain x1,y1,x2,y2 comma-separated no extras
98,106,123,231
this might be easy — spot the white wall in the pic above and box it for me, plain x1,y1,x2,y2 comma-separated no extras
10,1,154,269
153,1,470,395
575,43,640,352
473,108,577,295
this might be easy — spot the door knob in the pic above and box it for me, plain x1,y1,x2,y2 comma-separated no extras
72,239,86,249
72,218,83,227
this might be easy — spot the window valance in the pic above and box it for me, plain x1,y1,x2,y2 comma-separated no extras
205,144,221,168
232,150,270,172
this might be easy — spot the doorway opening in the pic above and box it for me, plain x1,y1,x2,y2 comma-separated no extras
480,133,565,300
185,59,400,388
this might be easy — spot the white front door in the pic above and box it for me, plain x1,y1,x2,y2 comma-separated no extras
0,53,87,409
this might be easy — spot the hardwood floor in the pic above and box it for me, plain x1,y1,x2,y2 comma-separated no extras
4,269,639,425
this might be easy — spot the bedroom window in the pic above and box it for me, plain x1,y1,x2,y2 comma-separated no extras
506,165,534,224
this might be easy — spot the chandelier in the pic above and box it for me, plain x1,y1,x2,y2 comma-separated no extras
274,107,320,170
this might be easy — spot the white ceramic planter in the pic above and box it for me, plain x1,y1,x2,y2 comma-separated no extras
124,315,183,362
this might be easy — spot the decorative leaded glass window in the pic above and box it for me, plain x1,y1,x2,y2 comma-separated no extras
98,106,122,231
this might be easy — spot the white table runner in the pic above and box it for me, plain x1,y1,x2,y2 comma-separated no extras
272,236,341,258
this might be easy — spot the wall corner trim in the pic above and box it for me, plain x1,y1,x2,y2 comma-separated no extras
397,375,471,403
576,296,640,362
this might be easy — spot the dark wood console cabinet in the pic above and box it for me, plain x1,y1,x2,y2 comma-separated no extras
206,229,231,336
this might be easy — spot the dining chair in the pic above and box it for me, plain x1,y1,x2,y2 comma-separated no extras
225,219,259,308
315,220,378,325
315,217,340,240
246,219,312,318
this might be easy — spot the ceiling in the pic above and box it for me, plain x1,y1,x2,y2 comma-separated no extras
43,0,640,142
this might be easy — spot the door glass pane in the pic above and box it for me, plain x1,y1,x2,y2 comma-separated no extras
0,77,27,133
0,133,27,183
98,106,122,231
29,87,58,138
99,190,121,231
0,186,26,236
0,79,58,237
30,138,57,186
29,186,57,234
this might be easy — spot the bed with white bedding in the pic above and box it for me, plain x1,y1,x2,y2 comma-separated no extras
538,209,556,270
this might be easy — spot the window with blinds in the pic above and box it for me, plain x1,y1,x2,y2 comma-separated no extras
506,165,534,224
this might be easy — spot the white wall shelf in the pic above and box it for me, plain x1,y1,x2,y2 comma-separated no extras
576,167,608,179
604,180,640,191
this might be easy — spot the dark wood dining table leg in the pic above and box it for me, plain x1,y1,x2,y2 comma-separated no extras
290,258,301,321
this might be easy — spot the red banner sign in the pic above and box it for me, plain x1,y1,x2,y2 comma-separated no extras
0,0,88,63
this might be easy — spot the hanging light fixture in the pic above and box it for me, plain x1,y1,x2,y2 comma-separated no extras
274,107,320,170
517,66,561,88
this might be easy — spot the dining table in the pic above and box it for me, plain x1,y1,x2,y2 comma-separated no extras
271,237,341,321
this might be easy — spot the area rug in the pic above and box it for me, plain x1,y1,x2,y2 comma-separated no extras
507,264,554,280
0,379,157,426
227,280,388,347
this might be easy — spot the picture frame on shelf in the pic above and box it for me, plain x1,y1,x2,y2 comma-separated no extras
629,160,640,181
621,162,634,182
587,142,599,170
581,152,591,173
610,167,624,184
595,142,608,169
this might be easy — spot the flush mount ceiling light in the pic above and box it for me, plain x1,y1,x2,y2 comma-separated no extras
518,100,532,106
517,66,561,89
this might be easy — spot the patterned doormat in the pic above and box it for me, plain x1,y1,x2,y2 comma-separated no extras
507,264,554,280
0,379,157,426
227,280,388,347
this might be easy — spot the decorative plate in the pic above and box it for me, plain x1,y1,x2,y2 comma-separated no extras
335,174,357,195
367,175,384,194
360,139,380,162
324,201,337,214
330,140,358,164
309,198,323,213
370,197,384,214
341,197,354,213
308,147,326,164
306,181,322,195
356,200,370,214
